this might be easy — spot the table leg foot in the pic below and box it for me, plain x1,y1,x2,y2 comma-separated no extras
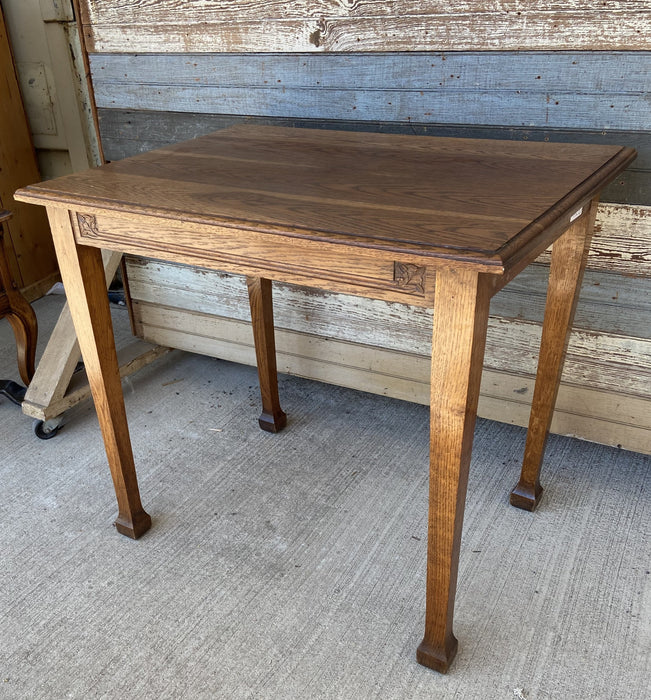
416,636,458,674
258,409,287,433
114,510,152,539
510,480,544,511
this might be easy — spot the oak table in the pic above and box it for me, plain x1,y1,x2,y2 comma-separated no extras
15,126,635,673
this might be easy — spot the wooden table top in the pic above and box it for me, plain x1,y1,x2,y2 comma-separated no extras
16,125,635,269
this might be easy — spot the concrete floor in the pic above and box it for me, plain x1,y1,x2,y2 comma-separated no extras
0,295,649,699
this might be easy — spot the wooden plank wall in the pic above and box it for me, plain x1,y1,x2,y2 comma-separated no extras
78,1,651,453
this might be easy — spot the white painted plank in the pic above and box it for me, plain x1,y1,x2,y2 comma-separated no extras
131,305,651,454
81,4,651,52
542,204,651,277
125,259,651,339
486,319,650,397
131,302,651,428
125,260,651,398
81,1,651,25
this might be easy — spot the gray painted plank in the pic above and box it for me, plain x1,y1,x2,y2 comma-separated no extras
90,52,650,131
97,109,651,205
96,110,651,157
94,84,650,131
89,52,650,94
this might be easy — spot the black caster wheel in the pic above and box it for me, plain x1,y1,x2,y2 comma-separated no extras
33,418,63,440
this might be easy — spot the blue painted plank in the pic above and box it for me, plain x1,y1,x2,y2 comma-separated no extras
90,51,650,93
90,51,651,131
93,83,649,131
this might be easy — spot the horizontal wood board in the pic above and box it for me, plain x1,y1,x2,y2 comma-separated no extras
125,257,651,342
80,2,651,52
90,113,651,279
125,261,651,453
124,258,651,394
90,52,650,93
90,52,651,132
98,110,650,207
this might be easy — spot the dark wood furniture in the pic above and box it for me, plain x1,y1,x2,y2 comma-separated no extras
0,209,37,385
15,126,635,673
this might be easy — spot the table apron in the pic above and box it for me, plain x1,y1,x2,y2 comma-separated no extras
65,203,598,306
71,209,489,307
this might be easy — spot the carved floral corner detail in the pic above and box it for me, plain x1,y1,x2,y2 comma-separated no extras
77,213,99,238
393,262,426,294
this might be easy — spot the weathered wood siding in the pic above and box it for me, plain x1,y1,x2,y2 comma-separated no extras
81,1,651,52
78,1,651,453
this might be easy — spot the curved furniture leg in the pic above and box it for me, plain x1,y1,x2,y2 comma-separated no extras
0,211,38,385
6,301,37,385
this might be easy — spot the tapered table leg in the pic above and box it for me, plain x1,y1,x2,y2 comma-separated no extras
510,200,598,511
47,207,151,538
246,276,287,433
417,268,491,673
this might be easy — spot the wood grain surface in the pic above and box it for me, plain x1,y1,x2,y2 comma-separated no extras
511,202,597,510
90,49,650,204
72,0,649,458
418,267,492,671
45,207,151,539
97,110,650,207
0,211,37,385
246,276,287,433
79,1,651,52
15,125,634,272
